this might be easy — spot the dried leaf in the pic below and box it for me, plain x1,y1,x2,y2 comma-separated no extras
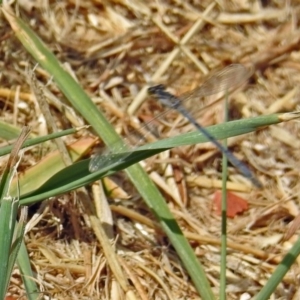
213,190,248,218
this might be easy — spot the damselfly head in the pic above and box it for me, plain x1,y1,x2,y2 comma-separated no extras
147,84,166,95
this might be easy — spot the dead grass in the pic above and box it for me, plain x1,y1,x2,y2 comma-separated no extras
2,0,300,299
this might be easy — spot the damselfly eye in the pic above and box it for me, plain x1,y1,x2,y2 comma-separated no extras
147,84,166,95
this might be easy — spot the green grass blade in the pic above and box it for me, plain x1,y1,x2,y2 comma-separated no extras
0,127,79,156
18,112,294,205
6,207,28,294
0,120,23,140
17,240,41,300
127,164,215,300
220,96,229,300
0,196,19,298
2,8,122,149
254,237,300,300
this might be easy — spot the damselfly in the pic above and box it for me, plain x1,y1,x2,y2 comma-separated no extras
90,64,261,187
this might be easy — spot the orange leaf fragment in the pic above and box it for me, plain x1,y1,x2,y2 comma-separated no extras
213,190,248,218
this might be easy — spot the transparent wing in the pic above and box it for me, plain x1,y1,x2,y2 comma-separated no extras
178,64,252,102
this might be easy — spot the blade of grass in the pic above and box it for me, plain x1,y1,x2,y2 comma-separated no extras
6,206,28,294
0,196,19,298
0,120,23,140
219,95,229,300
18,112,299,204
0,127,82,157
17,240,41,299
2,8,215,299
254,237,300,300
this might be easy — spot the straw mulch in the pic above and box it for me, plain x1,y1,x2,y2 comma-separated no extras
3,0,300,299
